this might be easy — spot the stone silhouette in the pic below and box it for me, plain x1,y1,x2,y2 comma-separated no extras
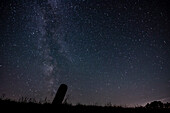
52,84,68,105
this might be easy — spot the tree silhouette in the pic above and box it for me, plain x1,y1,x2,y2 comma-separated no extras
164,102,170,108
145,101,163,109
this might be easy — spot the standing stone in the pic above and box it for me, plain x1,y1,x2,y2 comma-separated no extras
52,84,68,105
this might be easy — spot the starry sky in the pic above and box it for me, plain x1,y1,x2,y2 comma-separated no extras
0,0,170,106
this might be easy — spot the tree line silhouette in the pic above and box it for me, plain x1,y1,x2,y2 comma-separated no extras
145,101,170,109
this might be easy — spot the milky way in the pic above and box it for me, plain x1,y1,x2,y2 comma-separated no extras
32,0,71,97
0,0,170,106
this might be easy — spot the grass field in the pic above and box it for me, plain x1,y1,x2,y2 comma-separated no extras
0,98,170,113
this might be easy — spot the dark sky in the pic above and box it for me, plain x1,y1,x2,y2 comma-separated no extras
0,0,170,106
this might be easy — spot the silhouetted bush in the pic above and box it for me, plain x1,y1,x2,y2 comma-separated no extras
145,101,170,109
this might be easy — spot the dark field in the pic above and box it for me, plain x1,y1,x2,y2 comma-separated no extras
1,98,170,113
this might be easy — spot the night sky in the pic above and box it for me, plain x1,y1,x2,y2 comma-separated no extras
0,0,170,106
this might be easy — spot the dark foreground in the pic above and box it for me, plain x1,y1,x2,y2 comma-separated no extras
0,100,170,113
